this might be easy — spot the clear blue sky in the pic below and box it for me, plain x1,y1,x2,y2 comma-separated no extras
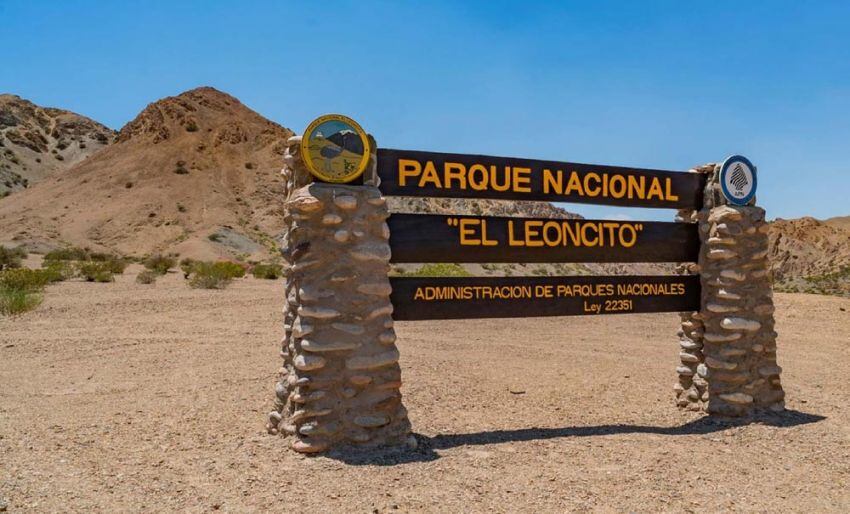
2,1,848,221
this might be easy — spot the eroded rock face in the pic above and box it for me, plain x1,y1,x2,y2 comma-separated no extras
0,94,114,196
268,138,412,453
675,163,785,415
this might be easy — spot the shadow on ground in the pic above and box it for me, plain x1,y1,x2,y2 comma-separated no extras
325,409,825,466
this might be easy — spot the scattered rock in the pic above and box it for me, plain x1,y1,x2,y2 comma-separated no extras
293,354,326,371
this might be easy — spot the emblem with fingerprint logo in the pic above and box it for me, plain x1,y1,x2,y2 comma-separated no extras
730,163,748,193
720,156,756,206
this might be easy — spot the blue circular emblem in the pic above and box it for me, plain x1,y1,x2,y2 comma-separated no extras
719,155,757,206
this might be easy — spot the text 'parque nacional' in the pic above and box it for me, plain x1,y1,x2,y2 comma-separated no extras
377,149,706,209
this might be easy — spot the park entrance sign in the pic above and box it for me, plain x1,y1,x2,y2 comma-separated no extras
269,114,785,454
380,148,704,320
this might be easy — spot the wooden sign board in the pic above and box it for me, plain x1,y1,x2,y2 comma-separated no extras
388,214,699,263
378,149,705,209
389,275,700,320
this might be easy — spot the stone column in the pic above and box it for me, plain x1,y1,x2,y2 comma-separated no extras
268,136,413,453
674,164,714,411
675,162,785,415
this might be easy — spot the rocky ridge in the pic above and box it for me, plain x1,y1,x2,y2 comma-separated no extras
0,94,114,196
0,88,847,290
0,87,292,259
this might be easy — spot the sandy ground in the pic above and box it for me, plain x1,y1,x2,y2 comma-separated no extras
1,266,849,513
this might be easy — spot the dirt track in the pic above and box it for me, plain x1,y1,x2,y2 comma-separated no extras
1,267,849,512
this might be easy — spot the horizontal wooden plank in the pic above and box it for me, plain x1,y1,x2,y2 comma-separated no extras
377,148,705,209
389,275,700,320
388,214,698,263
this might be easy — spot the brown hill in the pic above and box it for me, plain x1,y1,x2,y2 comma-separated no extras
5,87,845,290
768,217,850,294
0,87,292,259
824,215,850,231
0,94,114,196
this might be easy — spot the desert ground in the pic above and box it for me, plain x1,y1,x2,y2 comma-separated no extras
1,265,849,513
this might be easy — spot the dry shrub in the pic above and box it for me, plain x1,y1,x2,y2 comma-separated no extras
251,263,282,280
186,261,246,289
144,254,176,275
188,262,231,289
0,268,50,315
77,262,114,283
136,270,158,284
44,247,89,262
44,247,126,274
0,246,27,270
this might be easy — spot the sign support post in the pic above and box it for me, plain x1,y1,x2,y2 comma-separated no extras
675,161,785,415
268,129,413,453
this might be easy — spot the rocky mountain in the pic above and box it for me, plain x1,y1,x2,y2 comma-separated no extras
0,87,292,259
0,94,114,197
1,87,847,292
768,217,850,295
0,87,588,264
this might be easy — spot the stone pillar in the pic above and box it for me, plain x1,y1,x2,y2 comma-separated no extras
268,136,413,453
674,164,714,411
675,162,785,415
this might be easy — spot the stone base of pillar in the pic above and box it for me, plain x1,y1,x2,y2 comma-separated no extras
699,205,784,416
268,182,413,453
675,310,708,411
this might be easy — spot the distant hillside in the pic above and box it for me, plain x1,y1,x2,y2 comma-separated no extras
824,216,850,231
387,196,581,219
0,94,114,197
0,87,292,260
769,217,850,296
1,88,847,292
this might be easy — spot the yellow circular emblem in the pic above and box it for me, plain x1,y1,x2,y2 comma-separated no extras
300,114,371,183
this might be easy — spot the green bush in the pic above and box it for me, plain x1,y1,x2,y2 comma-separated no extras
0,246,27,270
136,270,158,284
0,268,52,292
44,246,90,262
179,258,196,278
40,261,74,283
43,247,126,275
0,288,42,315
87,253,127,273
188,262,232,289
216,261,246,279
104,257,127,274
402,263,471,277
77,262,114,283
144,254,176,275
251,263,283,280
0,268,50,316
